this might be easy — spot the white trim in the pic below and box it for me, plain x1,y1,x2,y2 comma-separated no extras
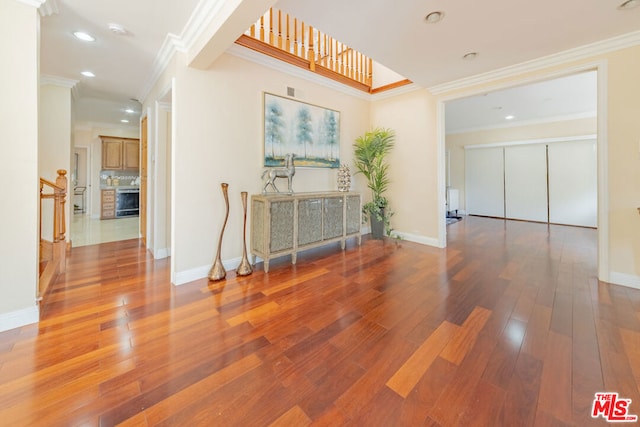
429,31,640,94
463,134,597,150
438,60,609,282
73,120,140,131
608,272,640,290
15,0,46,7
154,248,171,260
370,83,423,101
396,231,442,248
137,34,183,102
137,0,228,102
226,44,422,102
173,257,241,286
40,74,78,88
180,0,228,54
226,44,371,100
436,102,447,248
596,62,609,283
38,0,57,16
0,305,39,333
447,111,597,135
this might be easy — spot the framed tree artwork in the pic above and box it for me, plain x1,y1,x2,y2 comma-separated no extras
263,92,340,168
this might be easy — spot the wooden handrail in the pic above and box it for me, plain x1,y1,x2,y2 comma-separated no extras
40,169,67,243
241,7,375,90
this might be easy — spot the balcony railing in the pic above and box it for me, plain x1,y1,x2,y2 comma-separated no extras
237,8,374,92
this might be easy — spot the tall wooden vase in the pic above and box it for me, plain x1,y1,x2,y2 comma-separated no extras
236,191,253,276
209,183,229,281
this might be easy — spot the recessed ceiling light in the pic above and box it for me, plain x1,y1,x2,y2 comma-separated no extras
618,0,639,10
121,119,130,123
463,52,478,60
505,115,515,120
125,108,135,114
108,23,128,35
80,71,95,77
73,31,95,42
424,11,444,24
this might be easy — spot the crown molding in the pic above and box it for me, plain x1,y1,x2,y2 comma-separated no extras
40,74,78,88
137,0,228,103
226,43,372,100
137,33,183,102
429,30,640,95
447,110,597,135
15,0,46,8
180,0,228,54
463,134,597,150
38,0,58,17
370,83,422,101
74,120,140,132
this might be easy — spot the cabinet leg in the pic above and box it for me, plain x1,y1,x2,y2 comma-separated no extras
341,239,346,250
358,234,362,246
251,254,256,265
264,260,269,273
292,253,297,265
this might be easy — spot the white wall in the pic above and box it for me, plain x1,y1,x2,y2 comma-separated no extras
154,52,371,284
370,89,441,246
438,45,640,288
0,0,40,330
446,117,597,213
39,84,72,241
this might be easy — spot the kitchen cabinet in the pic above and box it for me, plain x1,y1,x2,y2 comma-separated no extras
101,189,116,219
251,192,361,272
100,136,140,170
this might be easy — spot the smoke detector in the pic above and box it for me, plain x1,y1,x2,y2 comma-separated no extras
108,23,127,35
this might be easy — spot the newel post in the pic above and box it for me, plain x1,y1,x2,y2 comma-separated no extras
55,169,67,243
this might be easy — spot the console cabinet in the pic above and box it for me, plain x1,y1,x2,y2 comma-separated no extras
251,192,361,272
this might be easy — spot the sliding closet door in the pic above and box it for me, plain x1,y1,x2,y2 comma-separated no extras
465,147,505,217
504,144,548,222
548,140,597,227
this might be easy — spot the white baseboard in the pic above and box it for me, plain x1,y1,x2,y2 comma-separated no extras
395,231,443,248
153,247,171,260
607,272,640,290
173,256,243,286
0,305,39,333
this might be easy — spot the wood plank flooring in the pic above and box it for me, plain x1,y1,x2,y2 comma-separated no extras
1,216,639,426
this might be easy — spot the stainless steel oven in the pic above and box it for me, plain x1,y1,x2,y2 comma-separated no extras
116,188,139,217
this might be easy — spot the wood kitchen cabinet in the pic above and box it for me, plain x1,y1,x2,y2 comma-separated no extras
101,189,116,219
100,136,140,170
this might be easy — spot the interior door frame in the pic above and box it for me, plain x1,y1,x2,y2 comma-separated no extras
437,60,608,282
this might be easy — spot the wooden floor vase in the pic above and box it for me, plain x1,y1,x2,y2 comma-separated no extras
236,191,253,276
208,183,229,281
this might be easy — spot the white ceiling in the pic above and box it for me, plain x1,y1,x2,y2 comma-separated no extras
38,0,639,126
445,71,598,134
40,0,199,124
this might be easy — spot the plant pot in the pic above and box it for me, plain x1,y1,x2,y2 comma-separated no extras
370,210,385,239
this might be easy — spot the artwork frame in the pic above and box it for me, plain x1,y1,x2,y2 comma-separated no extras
263,92,340,168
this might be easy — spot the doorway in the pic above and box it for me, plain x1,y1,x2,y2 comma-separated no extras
444,69,597,227
440,65,608,279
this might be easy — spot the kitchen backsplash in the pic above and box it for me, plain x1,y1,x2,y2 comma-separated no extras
100,170,140,187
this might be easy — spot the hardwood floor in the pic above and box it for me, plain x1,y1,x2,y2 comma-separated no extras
1,216,639,426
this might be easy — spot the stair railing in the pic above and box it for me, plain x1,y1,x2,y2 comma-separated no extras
238,7,373,92
38,169,67,299
40,169,67,244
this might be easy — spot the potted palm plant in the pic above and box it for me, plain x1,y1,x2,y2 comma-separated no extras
353,127,395,239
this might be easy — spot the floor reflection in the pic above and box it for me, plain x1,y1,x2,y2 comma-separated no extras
71,214,139,247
